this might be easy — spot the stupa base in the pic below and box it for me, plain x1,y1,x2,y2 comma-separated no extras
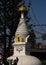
7,55,41,65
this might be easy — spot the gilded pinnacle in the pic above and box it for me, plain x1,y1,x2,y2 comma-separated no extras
18,5,27,11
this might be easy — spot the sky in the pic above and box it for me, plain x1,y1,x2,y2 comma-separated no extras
32,0,46,24
25,0,46,45
31,0,46,45
25,0,46,25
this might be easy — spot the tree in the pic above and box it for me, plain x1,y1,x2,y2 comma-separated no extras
0,0,22,64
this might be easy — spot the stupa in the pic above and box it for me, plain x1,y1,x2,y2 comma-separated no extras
7,5,41,65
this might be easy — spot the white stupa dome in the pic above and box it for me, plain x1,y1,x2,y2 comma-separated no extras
17,55,41,65
15,13,28,41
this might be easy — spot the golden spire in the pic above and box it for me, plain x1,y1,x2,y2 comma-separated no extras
18,5,27,12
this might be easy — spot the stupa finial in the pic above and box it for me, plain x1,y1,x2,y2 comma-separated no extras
18,5,27,12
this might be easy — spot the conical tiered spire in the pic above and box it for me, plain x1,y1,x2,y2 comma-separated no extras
15,7,28,42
